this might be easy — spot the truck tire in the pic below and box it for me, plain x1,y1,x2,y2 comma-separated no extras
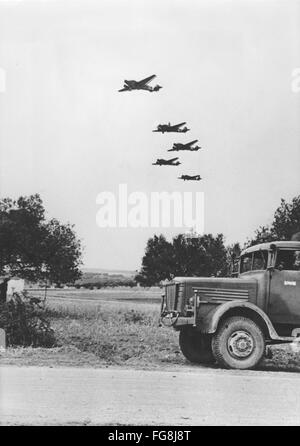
179,328,214,364
212,316,265,370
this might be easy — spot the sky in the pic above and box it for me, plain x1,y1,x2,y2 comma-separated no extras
0,0,299,270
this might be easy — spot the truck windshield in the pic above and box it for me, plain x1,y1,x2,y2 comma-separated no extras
240,250,268,273
275,250,300,271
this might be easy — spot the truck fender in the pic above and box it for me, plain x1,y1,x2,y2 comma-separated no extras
201,300,279,340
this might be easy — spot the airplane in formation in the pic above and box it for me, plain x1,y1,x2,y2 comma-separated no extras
118,75,162,93
168,139,201,152
152,157,181,166
152,122,189,134
118,75,204,178
178,175,202,181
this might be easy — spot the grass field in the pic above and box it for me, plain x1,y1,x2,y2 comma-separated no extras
2,288,300,372
2,288,183,369
45,289,184,367
28,287,162,305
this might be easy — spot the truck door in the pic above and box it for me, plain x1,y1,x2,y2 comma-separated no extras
268,249,300,325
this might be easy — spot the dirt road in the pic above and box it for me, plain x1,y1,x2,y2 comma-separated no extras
1,365,300,425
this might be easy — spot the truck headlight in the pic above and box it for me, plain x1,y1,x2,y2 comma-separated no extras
188,296,194,306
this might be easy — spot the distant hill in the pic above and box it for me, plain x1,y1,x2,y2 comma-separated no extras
25,269,137,289
74,269,137,288
82,268,136,278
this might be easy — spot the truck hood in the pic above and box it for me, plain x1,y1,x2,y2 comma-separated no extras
171,276,258,303
172,276,257,285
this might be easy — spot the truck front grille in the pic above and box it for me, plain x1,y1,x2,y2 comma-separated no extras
165,283,178,311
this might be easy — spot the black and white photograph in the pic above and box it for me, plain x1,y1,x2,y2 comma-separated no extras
0,0,300,427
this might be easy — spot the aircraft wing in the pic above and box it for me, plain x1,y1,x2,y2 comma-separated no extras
173,122,186,129
118,87,129,92
138,74,156,86
169,157,179,162
186,139,198,146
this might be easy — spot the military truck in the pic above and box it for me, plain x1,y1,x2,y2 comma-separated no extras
160,241,300,369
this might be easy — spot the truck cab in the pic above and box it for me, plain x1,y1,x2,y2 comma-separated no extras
240,241,300,331
160,241,300,369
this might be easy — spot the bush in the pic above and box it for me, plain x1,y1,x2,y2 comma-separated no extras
0,292,56,347
123,309,146,324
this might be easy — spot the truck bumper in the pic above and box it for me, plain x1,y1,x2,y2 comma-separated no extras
160,313,195,329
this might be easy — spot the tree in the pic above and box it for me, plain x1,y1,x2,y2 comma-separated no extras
0,194,82,298
272,197,300,240
172,233,227,277
135,235,174,286
136,232,228,286
225,242,242,276
247,196,300,247
247,225,274,247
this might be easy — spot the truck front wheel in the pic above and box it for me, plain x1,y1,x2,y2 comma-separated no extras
212,316,265,370
179,328,214,364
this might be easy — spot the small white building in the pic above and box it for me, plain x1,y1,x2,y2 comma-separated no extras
0,277,25,301
7,278,25,296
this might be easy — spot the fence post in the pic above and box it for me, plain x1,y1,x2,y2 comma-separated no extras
0,279,8,303
0,328,6,352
